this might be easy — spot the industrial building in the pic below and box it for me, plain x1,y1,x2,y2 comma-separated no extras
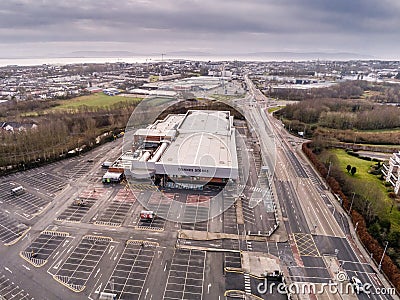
123,110,239,189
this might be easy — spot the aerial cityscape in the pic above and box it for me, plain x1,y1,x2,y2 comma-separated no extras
0,1,400,300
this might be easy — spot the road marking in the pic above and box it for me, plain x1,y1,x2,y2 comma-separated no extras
94,268,100,278
94,283,102,294
53,260,62,270
4,267,12,273
22,265,30,271
207,283,211,294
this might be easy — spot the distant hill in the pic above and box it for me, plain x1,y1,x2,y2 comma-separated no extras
236,51,374,60
57,51,137,58
46,50,374,61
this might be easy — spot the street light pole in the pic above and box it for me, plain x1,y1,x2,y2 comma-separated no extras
378,241,389,272
349,192,355,214
326,161,332,180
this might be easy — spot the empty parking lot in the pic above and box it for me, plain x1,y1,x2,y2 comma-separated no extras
0,182,50,219
93,201,132,227
56,187,106,223
53,235,112,292
20,230,69,267
0,272,34,300
16,172,66,195
181,194,210,231
136,191,173,230
102,240,158,299
163,249,206,300
0,211,29,246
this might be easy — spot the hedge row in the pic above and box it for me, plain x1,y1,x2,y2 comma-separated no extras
302,142,400,292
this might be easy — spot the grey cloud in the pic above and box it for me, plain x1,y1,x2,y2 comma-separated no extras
0,0,399,57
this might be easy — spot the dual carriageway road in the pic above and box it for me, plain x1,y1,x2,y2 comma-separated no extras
243,75,397,300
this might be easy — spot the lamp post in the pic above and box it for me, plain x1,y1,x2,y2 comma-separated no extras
378,241,389,272
348,192,355,214
326,161,332,180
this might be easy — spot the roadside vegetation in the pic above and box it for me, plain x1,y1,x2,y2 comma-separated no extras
270,80,400,290
0,94,143,174
303,143,400,292
0,96,244,175
320,149,400,232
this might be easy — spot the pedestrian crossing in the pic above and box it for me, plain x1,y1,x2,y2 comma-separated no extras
244,273,252,294
237,184,268,193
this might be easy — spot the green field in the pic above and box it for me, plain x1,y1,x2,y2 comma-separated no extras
56,93,142,109
326,148,400,231
268,106,284,113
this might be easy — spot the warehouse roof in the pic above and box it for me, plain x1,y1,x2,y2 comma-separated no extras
156,110,238,179
178,110,231,134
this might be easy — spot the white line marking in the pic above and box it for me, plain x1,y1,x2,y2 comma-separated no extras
22,265,30,271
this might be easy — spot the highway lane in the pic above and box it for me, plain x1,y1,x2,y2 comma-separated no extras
244,76,397,300
275,179,309,234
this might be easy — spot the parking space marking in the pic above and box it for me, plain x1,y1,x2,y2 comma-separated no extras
0,182,51,219
79,187,107,200
16,172,66,195
20,231,70,267
163,249,206,300
94,201,132,227
224,251,242,269
102,240,158,299
180,194,210,232
0,273,33,300
113,188,137,203
0,211,30,246
56,186,106,223
63,160,95,179
56,199,96,223
53,235,112,292
135,191,172,231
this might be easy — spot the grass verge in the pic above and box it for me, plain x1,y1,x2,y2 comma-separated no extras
325,148,400,231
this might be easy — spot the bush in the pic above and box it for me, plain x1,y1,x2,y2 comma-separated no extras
348,151,360,157
303,142,400,292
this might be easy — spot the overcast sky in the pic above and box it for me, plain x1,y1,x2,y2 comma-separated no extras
0,0,399,59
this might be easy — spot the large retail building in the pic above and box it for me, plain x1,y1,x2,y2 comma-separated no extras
123,110,239,189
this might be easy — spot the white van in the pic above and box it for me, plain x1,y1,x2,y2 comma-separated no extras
11,186,25,196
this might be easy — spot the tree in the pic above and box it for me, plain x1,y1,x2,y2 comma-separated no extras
351,166,357,176
346,164,352,173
